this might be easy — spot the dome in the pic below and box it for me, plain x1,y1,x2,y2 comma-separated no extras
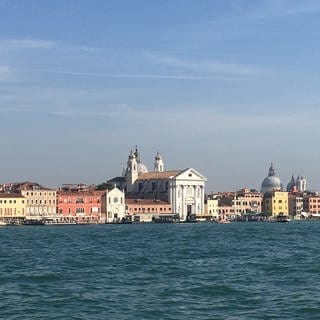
137,162,148,174
261,163,282,193
286,175,296,192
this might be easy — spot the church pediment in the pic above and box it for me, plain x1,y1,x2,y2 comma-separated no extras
175,168,207,182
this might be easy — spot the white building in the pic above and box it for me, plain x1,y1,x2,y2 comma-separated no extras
109,147,207,221
102,187,126,223
21,185,57,220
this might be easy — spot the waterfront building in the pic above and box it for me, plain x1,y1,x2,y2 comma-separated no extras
126,199,172,222
303,195,320,214
0,193,26,222
210,188,262,218
101,187,126,223
288,193,304,217
261,163,282,193
262,191,289,216
218,205,234,221
108,147,207,221
57,185,105,223
20,182,56,220
205,196,219,220
232,188,263,214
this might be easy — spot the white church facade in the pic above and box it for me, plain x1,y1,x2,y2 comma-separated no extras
109,147,207,221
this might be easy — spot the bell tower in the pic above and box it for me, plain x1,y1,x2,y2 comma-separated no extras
154,151,164,172
126,150,138,192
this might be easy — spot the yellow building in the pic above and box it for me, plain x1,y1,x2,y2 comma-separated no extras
206,198,219,219
262,191,288,216
0,193,26,221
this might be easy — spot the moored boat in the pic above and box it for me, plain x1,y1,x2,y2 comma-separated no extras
44,221,77,226
275,214,291,223
22,219,45,226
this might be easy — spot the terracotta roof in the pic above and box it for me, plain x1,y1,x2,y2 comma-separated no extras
57,190,106,196
136,170,181,181
126,199,170,205
0,192,25,198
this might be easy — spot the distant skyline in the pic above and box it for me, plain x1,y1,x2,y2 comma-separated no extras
0,0,320,191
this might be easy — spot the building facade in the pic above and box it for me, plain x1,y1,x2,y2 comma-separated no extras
101,187,126,223
288,194,304,217
57,186,105,223
262,191,289,216
126,198,172,222
206,197,219,219
303,196,320,215
233,188,263,214
108,147,207,221
0,193,26,222
20,184,56,220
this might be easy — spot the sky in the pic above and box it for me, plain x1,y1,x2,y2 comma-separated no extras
1,0,320,192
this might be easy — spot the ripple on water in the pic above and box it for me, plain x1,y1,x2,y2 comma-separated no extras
1,223,320,319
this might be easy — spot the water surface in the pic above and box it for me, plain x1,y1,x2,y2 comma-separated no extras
1,222,320,319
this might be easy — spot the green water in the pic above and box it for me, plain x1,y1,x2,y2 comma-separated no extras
1,222,320,319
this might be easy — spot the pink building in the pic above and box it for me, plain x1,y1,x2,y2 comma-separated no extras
57,187,105,223
218,205,234,221
304,196,320,214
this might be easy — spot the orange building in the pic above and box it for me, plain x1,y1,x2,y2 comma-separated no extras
57,187,105,223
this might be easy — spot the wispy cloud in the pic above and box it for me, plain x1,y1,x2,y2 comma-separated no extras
266,0,320,16
14,66,249,81
145,52,273,78
200,0,320,25
2,38,56,49
0,38,108,53
247,0,320,20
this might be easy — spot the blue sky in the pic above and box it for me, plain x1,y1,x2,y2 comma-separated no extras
1,0,320,191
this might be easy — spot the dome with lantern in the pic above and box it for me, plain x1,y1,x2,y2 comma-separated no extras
261,163,282,193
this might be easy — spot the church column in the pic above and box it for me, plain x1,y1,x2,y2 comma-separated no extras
170,182,175,213
201,185,205,214
181,185,185,221
193,185,197,215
